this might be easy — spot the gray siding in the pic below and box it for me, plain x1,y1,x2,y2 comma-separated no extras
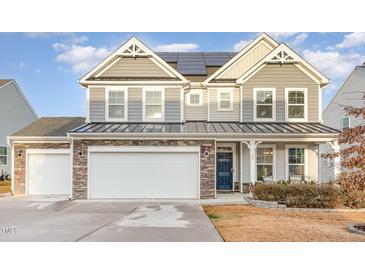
128,87,143,122
165,88,181,122
240,142,319,183
184,90,208,121
99,57,171,78
208,88,240,121
89,87,105,122
242,64,320,122
321,66,365,182
0,82,37,175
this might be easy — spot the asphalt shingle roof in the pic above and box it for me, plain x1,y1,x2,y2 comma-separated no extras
0,79,13,88
12,117,85,137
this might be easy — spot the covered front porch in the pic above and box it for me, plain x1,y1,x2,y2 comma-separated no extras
216,137,340,194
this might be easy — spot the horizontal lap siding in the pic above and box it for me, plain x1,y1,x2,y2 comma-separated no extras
241,144,250,183
89,87,105,122
209,88,240,121
242,64,319,122
128,87,143,122
165,88,181,122
184,90,208,121
100,57,171,78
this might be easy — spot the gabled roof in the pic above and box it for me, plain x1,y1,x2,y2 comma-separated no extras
79,37,189,85
0,79,38,119
204,33,279,83
12,117,85,137
0,79,12,88
236,43,330,86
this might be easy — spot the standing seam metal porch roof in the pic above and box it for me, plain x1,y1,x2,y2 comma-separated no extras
70,122,340,135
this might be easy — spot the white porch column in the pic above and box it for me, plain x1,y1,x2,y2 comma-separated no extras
326,140,341,180
243,141,262,185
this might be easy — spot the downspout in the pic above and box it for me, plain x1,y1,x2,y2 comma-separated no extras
6,136,14,195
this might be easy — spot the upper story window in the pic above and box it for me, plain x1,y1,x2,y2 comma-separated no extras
0,146,7,166
217,90,233,111
106,88,128,121
143,88,164,121
254,88,276,121
285,88,308,122
187,90,203,106
342,116,350,130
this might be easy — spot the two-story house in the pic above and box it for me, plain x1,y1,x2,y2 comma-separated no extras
321,63,365,182
0,79,38,179
9,33,339,199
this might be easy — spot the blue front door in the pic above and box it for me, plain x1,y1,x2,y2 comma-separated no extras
216,153,233,190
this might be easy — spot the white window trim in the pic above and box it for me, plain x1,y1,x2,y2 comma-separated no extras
342,116,350,130
0,146,7,166
187,90,203,106
217,89,234,112
253,88,276,122
285,144,308,180
285,88,308,122
142,87,165,122
105,87,128,122
256,144,276,181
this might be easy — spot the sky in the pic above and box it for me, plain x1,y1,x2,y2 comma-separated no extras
0,32,364,117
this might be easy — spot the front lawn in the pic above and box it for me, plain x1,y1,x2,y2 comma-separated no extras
0,180,11,194
204,205,365,242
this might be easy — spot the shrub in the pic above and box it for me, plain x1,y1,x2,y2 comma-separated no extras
252,182,343,208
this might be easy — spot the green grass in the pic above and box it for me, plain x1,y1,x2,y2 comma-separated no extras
0,180,11,194
207,213,220,220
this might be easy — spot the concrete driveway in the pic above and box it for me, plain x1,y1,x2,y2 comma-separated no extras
0,196,222,242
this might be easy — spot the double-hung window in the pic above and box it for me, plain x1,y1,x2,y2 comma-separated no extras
287,147,306,180
0,146,7,166
342,116,350,130
106,88,127,121
286,88,307,121
144,88,164,121
217,90,233,111
187,90,203,106
256,146,274,181
254,88,276,121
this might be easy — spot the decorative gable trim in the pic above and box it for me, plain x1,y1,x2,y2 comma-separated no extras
79,37,189,85
204,33,279,83
236,44,330,86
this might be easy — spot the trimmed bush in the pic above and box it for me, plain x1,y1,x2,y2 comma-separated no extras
252,182,343,208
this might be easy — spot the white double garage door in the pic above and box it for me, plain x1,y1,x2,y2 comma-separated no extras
26,147,200,199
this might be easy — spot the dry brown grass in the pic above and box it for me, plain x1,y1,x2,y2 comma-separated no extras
203,205,365,242
0,180,11,194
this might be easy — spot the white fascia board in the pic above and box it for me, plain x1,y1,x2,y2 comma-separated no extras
237,44,330,85
204,33,278,84
79,37,189,84
81,80,189,86
8,136,70,143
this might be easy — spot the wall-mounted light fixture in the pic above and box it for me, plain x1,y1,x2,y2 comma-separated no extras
78,149,83,156
204,147,209,157
17,149,22,158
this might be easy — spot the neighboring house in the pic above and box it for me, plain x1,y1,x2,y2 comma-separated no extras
321,63,365,182
9,33,339,199
0,79,38,178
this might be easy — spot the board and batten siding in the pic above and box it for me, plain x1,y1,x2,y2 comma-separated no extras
240,143,319,183
184,90,208,121
89,86,181,122
208,88,240,121
165,87,181,122
219,42,272,79
89,87,105,122
242,64,320,122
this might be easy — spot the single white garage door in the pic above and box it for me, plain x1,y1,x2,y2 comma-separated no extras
27,149,71,195
89,147,200,199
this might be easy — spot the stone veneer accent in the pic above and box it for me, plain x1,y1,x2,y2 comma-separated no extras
72,139,216,199
13,143,70,195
